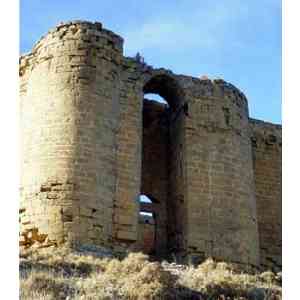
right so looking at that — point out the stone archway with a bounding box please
[139,73,187,260]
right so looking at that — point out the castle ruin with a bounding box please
[19,21,282,271]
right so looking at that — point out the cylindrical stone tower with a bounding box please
[19,21,123,249]
[184,78,260,268]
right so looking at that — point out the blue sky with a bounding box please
[20,0,281,123]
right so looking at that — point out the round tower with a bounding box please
[19,21,123,249]
[183,77,260,268]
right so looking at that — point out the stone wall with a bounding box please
[250,119,282,271]
[20,20,281,270]
[112,59,142,251]
[167,92,187,259]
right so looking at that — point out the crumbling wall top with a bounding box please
[20,19,249,112]
[20,20,124,76]
[250,118,282,149]
[122,56,249,110]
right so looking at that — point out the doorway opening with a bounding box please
[138,195,156,255]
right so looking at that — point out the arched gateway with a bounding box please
[140,73,187,259]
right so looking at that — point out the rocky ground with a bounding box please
[20,246,282,300]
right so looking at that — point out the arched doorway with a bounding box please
[140,74,186,260]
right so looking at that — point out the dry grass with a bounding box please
[179,258,281,300]
[20,248,281,300]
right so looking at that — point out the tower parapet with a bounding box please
[20,21,123,77]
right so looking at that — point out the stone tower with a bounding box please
[20,21,281,271]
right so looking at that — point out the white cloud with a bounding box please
[122,0,280,55]
[122,1,245,54]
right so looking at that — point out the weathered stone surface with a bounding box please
[250,119,282,272]
[19,20,281,271]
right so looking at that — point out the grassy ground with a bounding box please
[20,247,281,300]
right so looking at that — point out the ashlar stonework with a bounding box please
[19,20,282,271]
